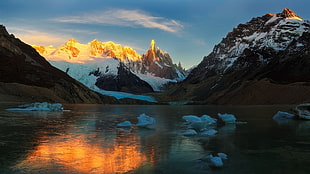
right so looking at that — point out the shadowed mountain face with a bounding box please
[167,8,310,104]
[0,25,119,104]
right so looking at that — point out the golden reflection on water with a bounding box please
[17,130,152,174]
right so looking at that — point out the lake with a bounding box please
[1,104,310,174]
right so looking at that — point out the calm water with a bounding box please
[1,104,310,174]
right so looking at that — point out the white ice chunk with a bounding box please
[181,129,198,136]
[217,153,228,160]
[200,129,218,136]
[200,115,217,125]
[218,113,236,124]
[6,102,63,112]
[273,111,295,120]
[182,115,201,122]
[183,115,217,132]
[137,113,156,127]
[116,121,132,127]
[206,155,224,167]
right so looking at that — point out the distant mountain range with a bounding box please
[1,8,309,105]
[0,25,119,104]
[32,39,187,93]
[166,8,310,104]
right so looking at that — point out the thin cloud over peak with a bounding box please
[52,9,183,33]
[8,28,69,46]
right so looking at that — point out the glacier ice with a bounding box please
[217,153,228,160]
[273,111,295,120]
[205,155,224,168]
[181,129,198,136]
[273,111,296,124]
[202,153,228,168]
[6,102,63,112]
[116,121,132,128]
[181,114,217,136]
[182,115,202,123]
[137,113,156,128]
[218,113,236,124]
[200,129,218,136]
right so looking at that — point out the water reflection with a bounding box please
[16,124,154,173]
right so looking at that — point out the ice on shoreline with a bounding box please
[5,102,63,112]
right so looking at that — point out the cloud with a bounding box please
[52,9,183,33]
[8,28,69,46]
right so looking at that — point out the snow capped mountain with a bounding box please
[168,8,310,104]
[33,39,186,93]
[0,25,118,104]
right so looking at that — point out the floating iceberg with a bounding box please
[273,111,295,120]
[203,153,228,168]
[200,129,218,136]
[205,155,224,167]
[116,121,132,127]
[6,102,63,112]
[182,114,217,131]
[137,113,156,128]
[182,115,202,123]
[217,153,228,160]
[273,111,296,124]
[181,129,198,136]
[294,103,310,120]
[218,113,236,124]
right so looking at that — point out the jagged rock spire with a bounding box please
[150,40,156,52]
[277,8,303,20]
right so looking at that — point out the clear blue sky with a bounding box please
[1,0,309,68]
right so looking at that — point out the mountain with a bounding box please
[0,25,120,104]
[166,8,310,104]
[33,39,186,93]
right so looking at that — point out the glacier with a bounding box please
[50,60,157,103]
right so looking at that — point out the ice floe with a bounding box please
[137,113,156,128]
[5,102,63,112]
[202,153,228,168]
[116,121,132,128]
[217,113,236,124]
[200,129,218,136]
[181,129,198,136]
[181,114,218,136]
[273,111,295,120]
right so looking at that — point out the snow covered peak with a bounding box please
[190,9,310,77]
[150,40,156,52]
[278,8,303,21]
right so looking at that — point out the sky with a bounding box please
[1,0,309,69]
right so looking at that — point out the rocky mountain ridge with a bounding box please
[33,39,186,80]
[166,8,310,104]
[33,39,186,94]
[0,25,121,104]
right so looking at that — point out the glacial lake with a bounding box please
[1,104,310,174]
